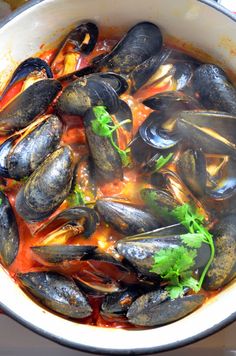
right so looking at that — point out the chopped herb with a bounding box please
[92,106,132,166]
[154,153,173,171]
[0,198,2,205]
[151,203,215,299]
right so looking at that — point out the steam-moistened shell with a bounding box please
[192,64,236,114]
[176,110,236,158]
[96,200,160,235]
[56,76,120,116]
[15,146,74,222]
[84,108,123,183]
[0,79,62,134]
[177,149,206,197]
[7,115,63,180]
[116,224,210,278]
[204,215,236,290]
[0,136,17,178]
[0,191,19,266]
[31,245,97,263]
[97,22,163,74]
[127,289,205,326]
[18,271,92,318]
[101,288,141,316]
[0,57,53,100]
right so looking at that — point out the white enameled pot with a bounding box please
[0,0,236,354]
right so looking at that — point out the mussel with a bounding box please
[0,115,63,180]
[0,57,53,100]
[116,224,210,278]
[51,22,99,76]
[84,108,123,183]
[97,22,163,74]
[31,245,97,263]
[204,215,236,290]
[56,74,120,117]
[176,110,236,158]
[0,191,19,266]
[35,206,99,243]
[96,200,160,235]
[0,79,62,134]
[101,288,141,316]
[18,271,92,318]
[192,64,236,114]
[15,146,74,222]
[127,289,205,326]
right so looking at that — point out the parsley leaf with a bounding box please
[92,106,131,167]
[180,233,204,248]
[67,184,86,207]
[154,153,173,171]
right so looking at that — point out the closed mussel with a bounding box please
[101,288,141,316]
[5,115,63,180]
[204,215,236,290]
[127,289,205,326]
[18,271,92,318]
[96,200,160,235]
[0,79,62,134]
[15,146,74,222]
[84,108,123,183]
[0,191,19,266]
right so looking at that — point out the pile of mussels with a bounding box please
[0,21,236,328]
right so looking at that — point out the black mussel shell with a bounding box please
[15,146,74,222]
[96,200,160,235]
[113,99,133,132]
[7,115,63,180]
[0,191,19,266]
[176,110,236,158]
[204,215,236,290]
[192,64,236,115]
[0,57,53,100]
[177,148,206,197]
[18,271,92,318]
[92,72,128,96]
[0,136,17,178]
[0,79,62,134]
[56,76,120,116]
[101,288,141,316]
[127,289,205,326]
[97,22,163,74]
[31,245,97,263]
[84,108,123,183]
[139,111,181,150]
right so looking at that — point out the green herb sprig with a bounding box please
[67,183,86,207]
[151,203,215,299]
[154,153,173,171]
[92,106,131,166]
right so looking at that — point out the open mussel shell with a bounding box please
[6,115,63,180]
[204,215,236,290]
[0,191,19,266]
[176,110,236,158]
[143,91,200,112]
[139,111,181,150]
[74,252,136,295]
[15,146,74,222]
[130,134,158,167]
[0,79,62,134]
[18,271,92,318]
[116,224,210,278]
[130,48,172,93]
[177,148,206,197]
[192,64,236,115]
[37,206,99,239]
[127,289,205,326]
[73,155,97,201]
[92,73,128,96]
[140,188,178,225]
[97,22,163,75]
[96,200,160,235]
[56,75,120,117]
[113,99,133,132]
[206,157,236,200]
[101,287,141,316]
[84,108,123,183]
[31,245,97,263]
[0,57,53,100]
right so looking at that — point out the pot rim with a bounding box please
[0,0,236,354]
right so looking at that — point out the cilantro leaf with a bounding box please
[181,276,200,292]
[166,285,185,299]
[180,233,204,248]
[154,153,173,171]
[67,184,86,207]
